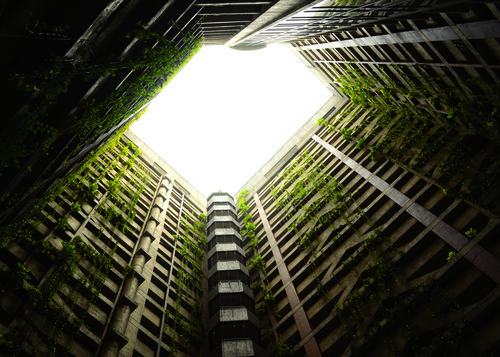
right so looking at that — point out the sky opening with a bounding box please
[130,44,332,197]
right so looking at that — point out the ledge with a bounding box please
[208,261,249,278]
[107,328,129,350]
[208,281,254,300]
[208,243,246,259]
[135,247,152,263]
[207,228,242,243]
[208,204,237,216]
[210,339,265,357]
[207,216,241,231]
[207,192,235,205]
[208,307,260,331]
[131,268,146,286]
[119,294,139,313]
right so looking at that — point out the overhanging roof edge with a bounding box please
[227,0,323,47]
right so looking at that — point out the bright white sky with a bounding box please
[130,44,331,197]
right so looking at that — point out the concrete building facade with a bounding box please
[0,0,319,231]
[0,131,209,357]
[235,111,500,356]
[230,3,500,352]
[1,96,500,357]
[207,193,262,356]
[1,0,500,356]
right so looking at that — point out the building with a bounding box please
[235,101,500,356]
[230,2,500,352]
[0,0,318,228]
[285,0,500,217]
[206,192,262,356]
[0,130,209,357]
[1,0,500,356]
[1,96,499,357]
[3,0,499,224]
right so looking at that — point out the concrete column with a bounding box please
[131,254,146,272]
[109,304,132,332]
[121,274,140,297]
[156,191,184,357]
[150,205,161,221]
[207,192,261,356]
[100,177,170,357]
[137,235,152,253]
[312,135,500,284]
[254,193,322,357]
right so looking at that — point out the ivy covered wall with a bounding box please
[237,116,500,356]
[0,0,204,233]
[0,130,208,357]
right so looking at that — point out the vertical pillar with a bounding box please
[312,134,500,284]
[100,178,170,357]
[156,192,184,357]
[206,192,262,356]
[254,193,322,357]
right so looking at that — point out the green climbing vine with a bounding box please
[1,25,202,216]
[91,140,150,240]
[237,189,258,254]
[164,211,206,356]
[0,117,138,250]
[271,150,354,299]
[237,190,284,355]
[0,123,150,356]
[0,235,116,356]
[319,63,500,213]
[269,146,462,355]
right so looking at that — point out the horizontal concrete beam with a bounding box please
[300,19,500,50]
[208,307,260,330]
[208,281,254,300]
[207,228,243,243]
[207,215,241,229]
[208,203,237,216]
[198,5,262,15]
[196,1,271,5]
[208,243,246,258]
[208,261,249,278]
[228,0,321,46]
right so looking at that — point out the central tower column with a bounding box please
[206,192,262,356]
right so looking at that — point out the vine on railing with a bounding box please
[0,236,116,356]
[92,141,150,240]
[164,212,206,356]
[0,124,149,355]
[269,145,461,355]
[0,118,137,249]
[237,190,285,354]
[271,151,353,298]
[1,25,202,180]
[320,64,500,213]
